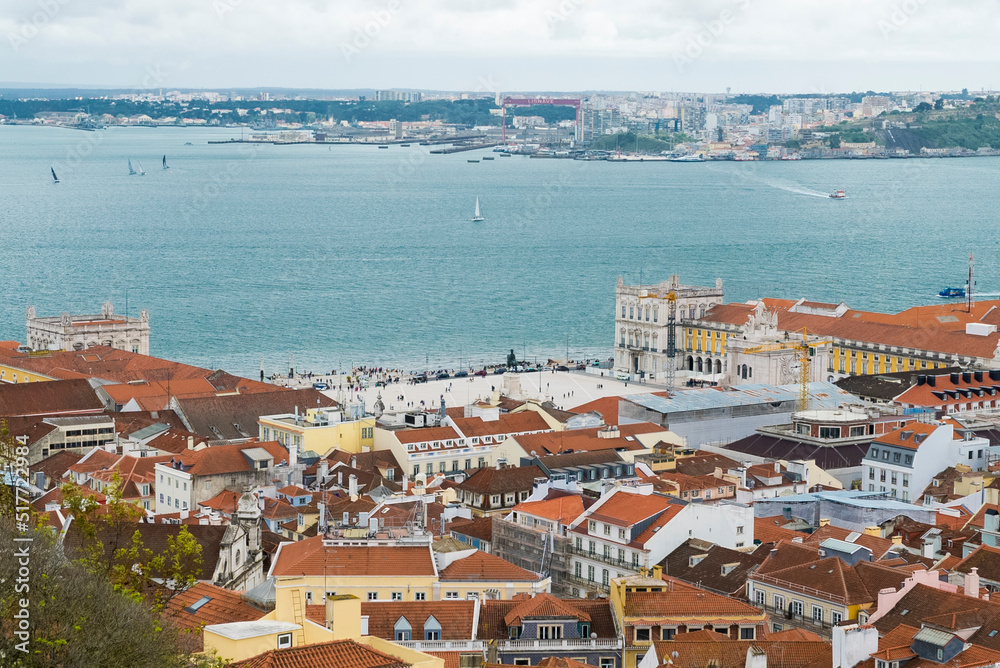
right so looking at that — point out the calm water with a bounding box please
[1,125,998,377]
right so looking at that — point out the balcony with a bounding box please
[759,603,841,634]
[569,546,642,571]
[396,640,487,652]
[501,638,623,651]
[751,576,846,605]
[562,572,609,592]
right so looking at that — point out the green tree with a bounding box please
[934,98,945,110]
[784,139,801,149]
[913,102,932,112]
[828,134,841,149]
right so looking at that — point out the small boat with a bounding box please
[137,162,145,176]
[939,287,966,298]
[400,143,410,147]
[162,155,169,170]
[498,152,511,157]
[128,158,137,176]
[670,154,705,162]
[51,167,59,184]
[472,197,484,222]
[378,145,389,149]
[467,159,479,163]
[482,156,494,160]
[829,189,846,199]
[184,142,193,146]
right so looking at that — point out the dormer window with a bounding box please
[509,626,521,639]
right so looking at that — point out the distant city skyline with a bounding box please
[3,0,998,92]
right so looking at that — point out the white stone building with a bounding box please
[862,420,994,503]
[613,275,723,380]
[27,302,149,354]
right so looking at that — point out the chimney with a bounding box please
[991,370,1000,382]
[891,535,903,545]
[963,372,972,384]
[187,436,194,450]
[773,461,780,473]
[928,376,936,387]
[349,474,358,500]
[975,371,984,382]
[324,594,362,640]
[917,375,926,386]
[819,518,831,527]
[951,373,960,385]
[351,455,357,469]
[864,526,880,537]
[833,624,879,668]
[651,565,663,580]
[966,567,981,597]
[318,459,329,482]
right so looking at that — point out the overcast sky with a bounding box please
[3,0,998,92]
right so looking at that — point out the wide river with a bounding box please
[1,125,997,377]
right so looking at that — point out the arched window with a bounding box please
[394,617,412,641]
[424,615,441,641]
[653,306,659,323]
[620,328,626,345]
[645,306,650,321]
[629,306,634,319]
[235,549,241,566]
[621,305,626,318]
[715,359,722,374]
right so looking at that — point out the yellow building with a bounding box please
[690,297,998,379]
[259,407,375,456]
[610,569,768,668]
[203,588,443,668]
[268,536,550,603]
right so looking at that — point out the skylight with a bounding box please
[184,596,212,613]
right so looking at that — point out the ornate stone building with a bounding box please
[26,302,149,355]
[613,275,723,379]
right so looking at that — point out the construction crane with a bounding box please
[743,328,832,411]
[638,290,678,390]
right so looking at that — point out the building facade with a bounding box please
[27,302,150,355]
[614,275,724,380]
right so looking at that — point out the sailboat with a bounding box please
[137,162,146,176]
[51,167,59,184]
[162,155,169,170]
[471,196,484,222]
[128,159,136,176]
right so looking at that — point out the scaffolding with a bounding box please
[492,517,573,596]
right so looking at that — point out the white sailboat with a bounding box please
[137,162,146,176]
[471,196,484,222]
[162,155,169,170]
[128,158,136,175]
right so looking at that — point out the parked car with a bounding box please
[575,363,587,370]
[454,370,469,378]
[474,369,487,377]
[436,372,450,379]
[312,382,329,390]
[414,375,428,383]
[555,365,569,372]
[493,366,507,374]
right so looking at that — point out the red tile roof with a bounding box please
[359,600,476,640]
[391,426,461,445]
[513,495,587,524]
[622,578,766,621]
[873,422,940,451]
[512,422,663,455]
[270,537,435,578]
[162,440,289,477]
[503,593,589,626]
[478,598,617,640]
[569,396,620,425]
[165,582,267,651]
[232,639,409,668]
[451,412,551,437]
[0,378,103,418]
[585,490,674,527]
[438,551,542,583]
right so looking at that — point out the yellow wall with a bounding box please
[0,363,53,384]
[273,573,438,602]
[204,627,303,663]
[360,636,445,668]
[259,416,376,455]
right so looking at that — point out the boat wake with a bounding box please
[711,166,828,198]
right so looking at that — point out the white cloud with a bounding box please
[2,0,998,90]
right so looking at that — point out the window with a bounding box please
[589,520,597,532]
[587,565,595,582]
[737,525,744,535]
[619,528,626,540]
[871,448,878,459]
[902,474,909,487]
[791,600,804,617]
[905,455,912,464]
[575,562,582,577]
[893,452,901,463]
[812,606,823,623]
[831,610,842,624]
[602,569,609,586]
[514,660,530,666]
[600,660,615,668]
[415,592,426,601]
[635,628,651,642]
[367,592,378,601]
[869,468,875,480]
[394,617,412,641]
[773,594,785,611]
[661,627,676,640]
[819,426,841,439]
[538,625,563,640]
[424,615,441,640]
[391,592,403,601]
[277,632,292,649]
[755,590,765,606]
[445,591,459,599]
[740,627,755,640]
